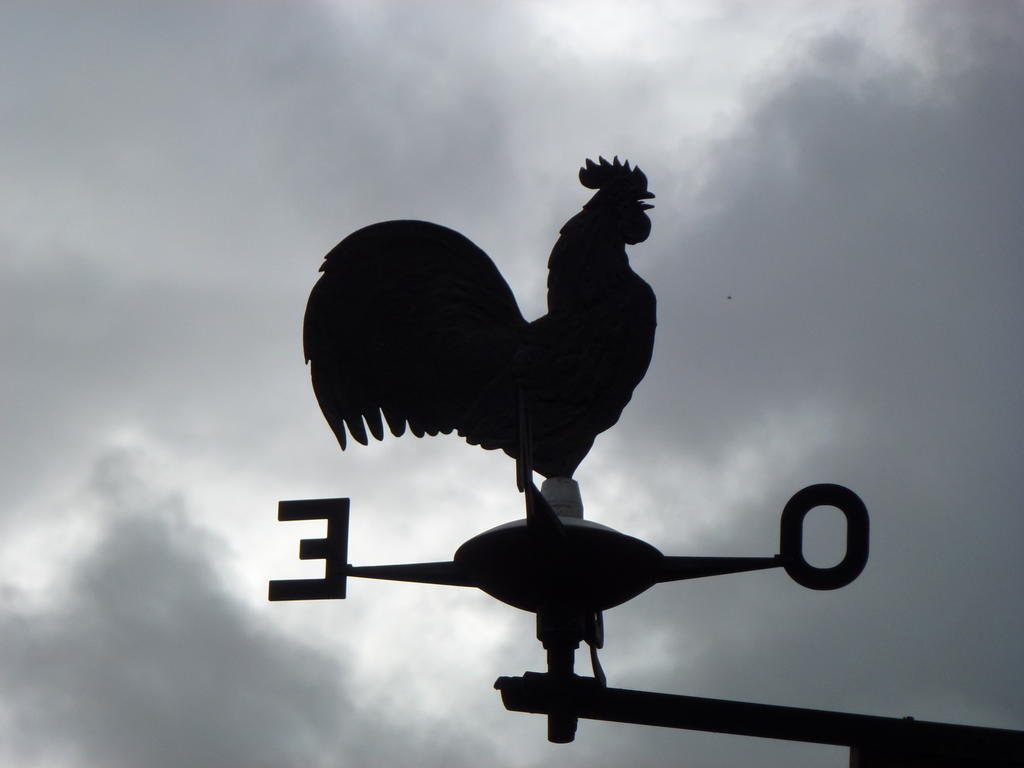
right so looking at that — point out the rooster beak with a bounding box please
[638,191,655,210]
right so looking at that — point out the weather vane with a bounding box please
[270,158,1023,766]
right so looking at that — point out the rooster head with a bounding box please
[579,156,655,244]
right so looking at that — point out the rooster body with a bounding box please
[303,157,656,478]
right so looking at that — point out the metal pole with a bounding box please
[495,673,1024,764]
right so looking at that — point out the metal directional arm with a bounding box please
[269,499,481,599]
[655,555,782,583]
[347,561,476,587]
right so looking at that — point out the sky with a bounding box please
[1,1,1022,766]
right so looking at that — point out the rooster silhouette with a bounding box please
[303,157,656,479]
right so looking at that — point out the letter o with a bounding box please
[780,484,869,590]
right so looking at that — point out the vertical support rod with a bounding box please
[537,607,584,743]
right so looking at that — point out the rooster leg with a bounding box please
[585,611,607,687]
[515,384,533,492]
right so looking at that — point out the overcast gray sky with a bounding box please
[2,2,1022,766]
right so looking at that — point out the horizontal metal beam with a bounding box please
[494,673,1024,764]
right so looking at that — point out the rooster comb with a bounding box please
[579,156,649,195]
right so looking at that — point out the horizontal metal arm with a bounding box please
[494,673,1024,762]
[347,561,477,587]
[654,555,783,583]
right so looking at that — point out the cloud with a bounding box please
[1,2,1021,767]
[600,0,1024,736]
[0,449,341,767]
[0,448,487,768]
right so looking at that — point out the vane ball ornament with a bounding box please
[303,157,656,479]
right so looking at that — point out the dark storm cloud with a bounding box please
[0,450,341,767]
[1,0,534,276]
[2,1,1022,767]
[0,448,485,768]
[596,0,1023,740]
[0,239,303,522]
[0,0,545,493]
